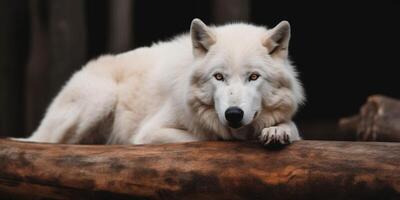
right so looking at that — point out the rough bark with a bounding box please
[339,95,400,142]
[0,139,399,200]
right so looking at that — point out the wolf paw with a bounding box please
[259,126,292,145]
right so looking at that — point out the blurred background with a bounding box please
[1,0,399,140]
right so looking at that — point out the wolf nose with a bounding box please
[225,107,244,124]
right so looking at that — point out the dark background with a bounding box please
[1,0,399,140]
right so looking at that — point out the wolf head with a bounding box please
[187,19,304,139]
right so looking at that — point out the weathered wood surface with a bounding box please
[339,95,400,142]
[0,139,399,200]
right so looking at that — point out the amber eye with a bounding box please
[249,73,260,81]
[214,73,224,81]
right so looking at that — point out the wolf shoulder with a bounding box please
[76,35,193,87]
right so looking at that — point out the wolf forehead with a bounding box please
[190,20,289,68]
[200,24,273,57]
[212,23,270,45]
[190,22,289,77]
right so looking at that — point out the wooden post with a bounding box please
[0,139,399,199]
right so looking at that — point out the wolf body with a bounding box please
[21,19,304,145]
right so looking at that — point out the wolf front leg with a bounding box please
[131,104,205,144]
[259,121,301,145]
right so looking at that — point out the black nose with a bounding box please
[225,107,244,125]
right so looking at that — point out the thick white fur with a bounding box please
[20,19,305,145]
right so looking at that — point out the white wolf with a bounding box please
[20,19,305,145]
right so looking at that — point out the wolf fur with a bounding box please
[20,19,305,145]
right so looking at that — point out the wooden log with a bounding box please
[0,139,399,199]
[339,95,400,142]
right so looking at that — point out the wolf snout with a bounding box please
[225,107,244,128]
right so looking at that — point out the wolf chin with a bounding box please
[18,19,305,145]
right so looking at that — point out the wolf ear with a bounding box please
[190,19,216,56]
[263,21,291,59]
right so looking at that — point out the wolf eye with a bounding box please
[214,73,224,81]
[249,73,260,81]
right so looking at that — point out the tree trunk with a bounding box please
[24,0,50,135]
[0,0,29,137]
[339,95,400,142]
[0,139,399,199]
[48,0,87,98]
[108,0,134,53]
[213,0,250,24]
